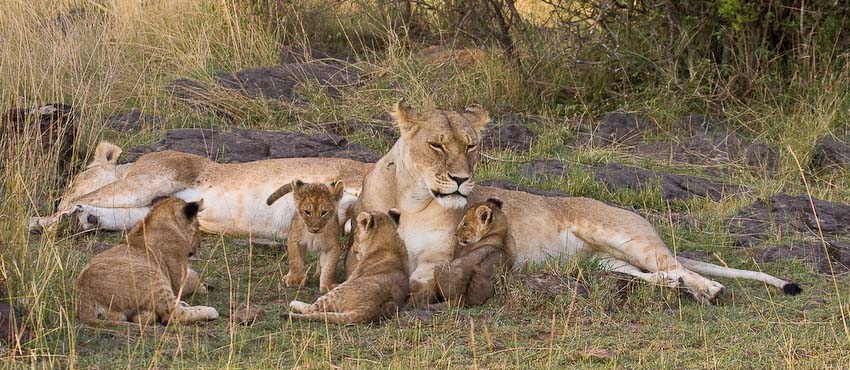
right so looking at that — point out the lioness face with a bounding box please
[58,142,124,211]
[392,101,489,209]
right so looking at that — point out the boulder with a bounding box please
[728,193,850,247]
[812,136,850,173]
[758,240,850,274]
[103,109,161,133]
[478,179,567,198]
[1,103,77,173]
[593,163,747,201]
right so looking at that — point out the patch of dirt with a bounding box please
[811,136,850,173]
[234,305,265,326]
[579,111,655,147]
[477,179,567,198]
[512,272,588,298]
[103,109,161,133]
[728,193,850,247]
[593,163,747,201]
[124,128,379,163]
[0,300,30,346]
[758,240,850,274]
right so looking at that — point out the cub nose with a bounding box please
[448,175,470,186]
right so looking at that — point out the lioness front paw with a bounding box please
[284,272,307,288]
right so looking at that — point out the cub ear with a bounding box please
[92,142,122,166]
[464,104,490,132]
[391,99,419,135]
[331,180,345,201]
[150,195,170,207]
[266,183,294,206]
[475,206,492,224]
[387,208,401,227]
[356,212,373,231]
[184,199,203,219]
[486,197,503,209]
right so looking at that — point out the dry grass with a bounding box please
[2,0,850,368]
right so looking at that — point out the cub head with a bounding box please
[351,209,404,259]
[267,179,344,234]
[130,197,204,258]
[57,142,124,211]
[392,100,489,209]
[456,197,504,246]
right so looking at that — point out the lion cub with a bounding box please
[76,197,219,327]
[288,209,409,324]
[435,198,515,306]
[267,179,345,293]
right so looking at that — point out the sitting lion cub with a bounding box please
[76,197,219,327]
[267,179,346,293]
[435,198,515,306]
[288,209,408,324]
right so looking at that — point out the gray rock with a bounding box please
[103,109,160,133]
[483,123,537,152]
[478,179,567,198]
[593,163,747,201]
[812,136,850,173]
[519,159,566,179]
[125,128,379,163]
[729,193,850,247]
[631,132,777,170]
[2,104,78,174]
[758,240,850,274]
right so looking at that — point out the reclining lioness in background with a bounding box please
[76,197,217,327]
[29,142,369,239]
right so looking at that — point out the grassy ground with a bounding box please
[2,0,850,368]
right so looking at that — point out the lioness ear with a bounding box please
[486,197,503,209]
[331,180,345,202]
[391,99,419,135]
[475,206,492,224]
[464,104,490,132]
[356,212,373,231]
[92,142,122,166]
[184,199,203,219]
[387,208,401,227]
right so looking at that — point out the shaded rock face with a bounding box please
[758,241,850,274]
[483,114,539,152]
[728,193,850,247]
[519,159,566,179]
[125,128,379,163]
[812,136,850,173]
[478,179,567,198]
[513,272,589,298]
[0,301,30,347]
[103,109,161,133]
[594,163,747,201]
[1,104,77,173]
[632,132,777,171]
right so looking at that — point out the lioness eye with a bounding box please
[428,142,444,152]
[321,210,329,217]
[467,144,477,152]
[304,210,312,217]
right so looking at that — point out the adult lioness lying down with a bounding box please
[32,103,800,304]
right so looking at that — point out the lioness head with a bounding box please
[392,100,489,209]
[129,196,204,258]
[57,142,124,211]
[267,179,344,234]
[456,197,504,246]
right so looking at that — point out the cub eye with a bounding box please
[467,144,478,152]
[428,142,444,152]
[320,210,329,217]
[303,210,312,217]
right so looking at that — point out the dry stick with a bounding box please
[787,146,850,344]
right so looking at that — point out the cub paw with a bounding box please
[289,300,310,313]
[199,306,220,321]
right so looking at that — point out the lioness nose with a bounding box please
[448,175,470,186]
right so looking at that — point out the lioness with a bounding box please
[435,197,514,306]
[29,142,370,238]
[76,197,219,327]
[267,179,346,292]
[288,210,409,324]
[355,101,801,304]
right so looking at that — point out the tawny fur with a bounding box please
[288,210,408,324]
[267,179,346,293]
[76,197,218,328]
[435,198,514,306]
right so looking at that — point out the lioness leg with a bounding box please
[409,263,441,306]
[284,240,308,288]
